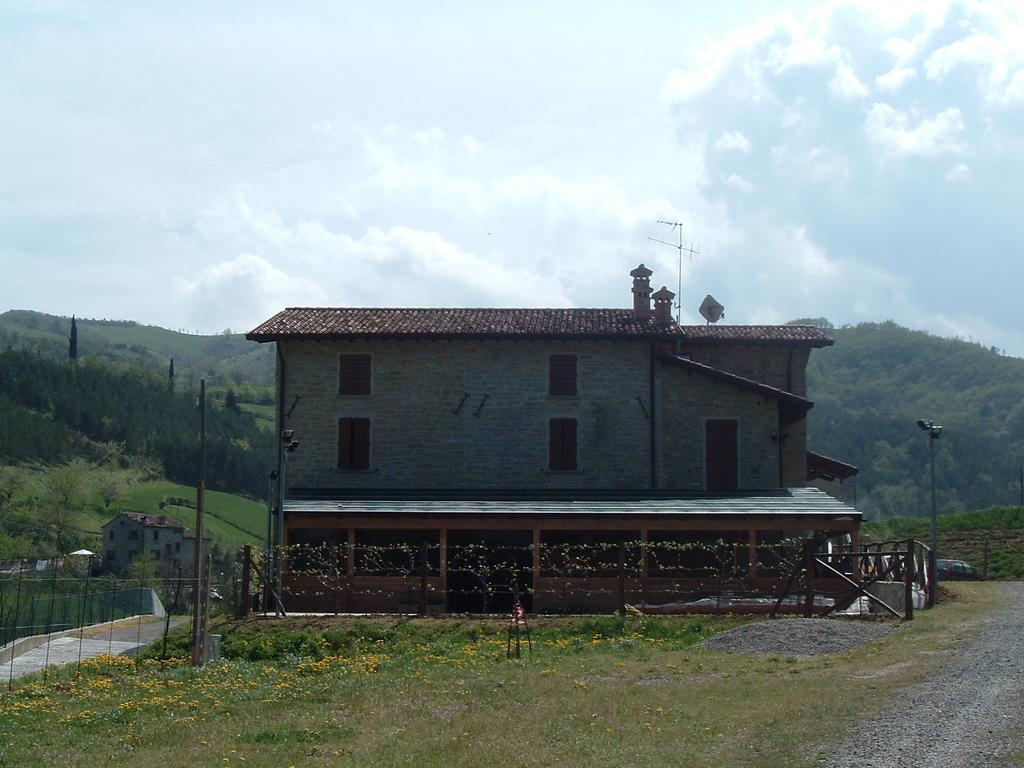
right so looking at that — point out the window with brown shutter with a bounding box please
[338,417,371,469]
[549,355,577,396]
[339,354,372,396]
[549,418,577,470]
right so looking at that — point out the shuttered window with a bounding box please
[339,355,372,396]
[549,355,577,396]
[549,418,578,470]
[338,417,371,469]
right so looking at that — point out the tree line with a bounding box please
[0,348,275,500]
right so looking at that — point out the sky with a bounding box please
[1,0,1022,354]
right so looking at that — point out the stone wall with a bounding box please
[656,362,782,490]
[678,344,810,395]
[280,339,655,490]
[279,338,809,492]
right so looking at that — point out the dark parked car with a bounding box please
[936,559,980,580]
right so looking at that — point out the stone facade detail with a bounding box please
[279,337,808,492]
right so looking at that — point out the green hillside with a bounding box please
[805,321,1024,519]
[0,347,275,500]
[89,480,265,553]
[863,505,1024,579]
[0,309,274,386]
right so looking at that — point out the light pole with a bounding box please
[274,430,299,614]
[916,419,943,557]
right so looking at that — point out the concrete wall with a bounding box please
[656,362,781,490]
[281,339,655,490]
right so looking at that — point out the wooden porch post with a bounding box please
[346,528,355,612]
[532,528,541,611]
[640,529,648,606]
[440,528,448,613]
[748,529,758,581]
[346,528,355,576]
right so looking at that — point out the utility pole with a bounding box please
[190,379,207,666]
[1019,464,1023,508]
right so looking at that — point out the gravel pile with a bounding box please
[703,617,899,657]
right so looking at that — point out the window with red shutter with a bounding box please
[549,418,577,470]
[339,354,372,396]
[549,355,577,396]
[338,417,371,469]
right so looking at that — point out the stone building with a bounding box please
[247,264,859,613]
[102,512,197,574]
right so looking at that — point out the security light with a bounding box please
[281,429,295,441]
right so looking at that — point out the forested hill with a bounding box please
[0,348,274,499]
[805,321,1024,519]
[0,310,273,386]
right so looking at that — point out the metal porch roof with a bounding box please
[283,487,859,518]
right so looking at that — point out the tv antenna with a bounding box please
[648,220,699,323]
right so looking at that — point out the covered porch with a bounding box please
[280,488,861,614]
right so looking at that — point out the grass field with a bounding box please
[83,479,265,552]
[0,584,997,768]
[864,505,1024,578]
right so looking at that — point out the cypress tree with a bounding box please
[168,357,175,389]
[68,316,78,361]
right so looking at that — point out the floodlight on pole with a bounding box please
[916,419,943,562]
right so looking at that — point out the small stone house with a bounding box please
[246,264,860,613]
[102,512,196,574]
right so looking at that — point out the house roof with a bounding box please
[655,353,813,411]
[283,487,859,518]
[246,308,833,346]
[105,511,189,531]
[807,451,860,482]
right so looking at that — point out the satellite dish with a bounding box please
[699,294,725,324]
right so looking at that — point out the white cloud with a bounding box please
[864,103,967,156]
[724,174,753,193]
[944,162,970,180]
[875,66,917,91]
[713,130,752,153]
[829,63,869,100]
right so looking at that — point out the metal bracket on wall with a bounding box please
[286,395,301,416]
[452,393,470,415]
[474,393,490,416]
[634,395,649,417]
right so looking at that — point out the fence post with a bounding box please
[904,538,915,620]
[419,541,428,615]
[617,543,626,616]
[237,546,252,619]
[802,542,815,618]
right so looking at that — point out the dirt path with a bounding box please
[823,582,1024,767]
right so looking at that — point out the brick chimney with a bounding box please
[652,285,676,325]
[630,264,653,320]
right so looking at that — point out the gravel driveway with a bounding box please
[823,582,1024,768]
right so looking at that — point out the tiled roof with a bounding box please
[678,325,834,345]
[246,308,832,346]
[807,451,860,482]
[109,511,188,530]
